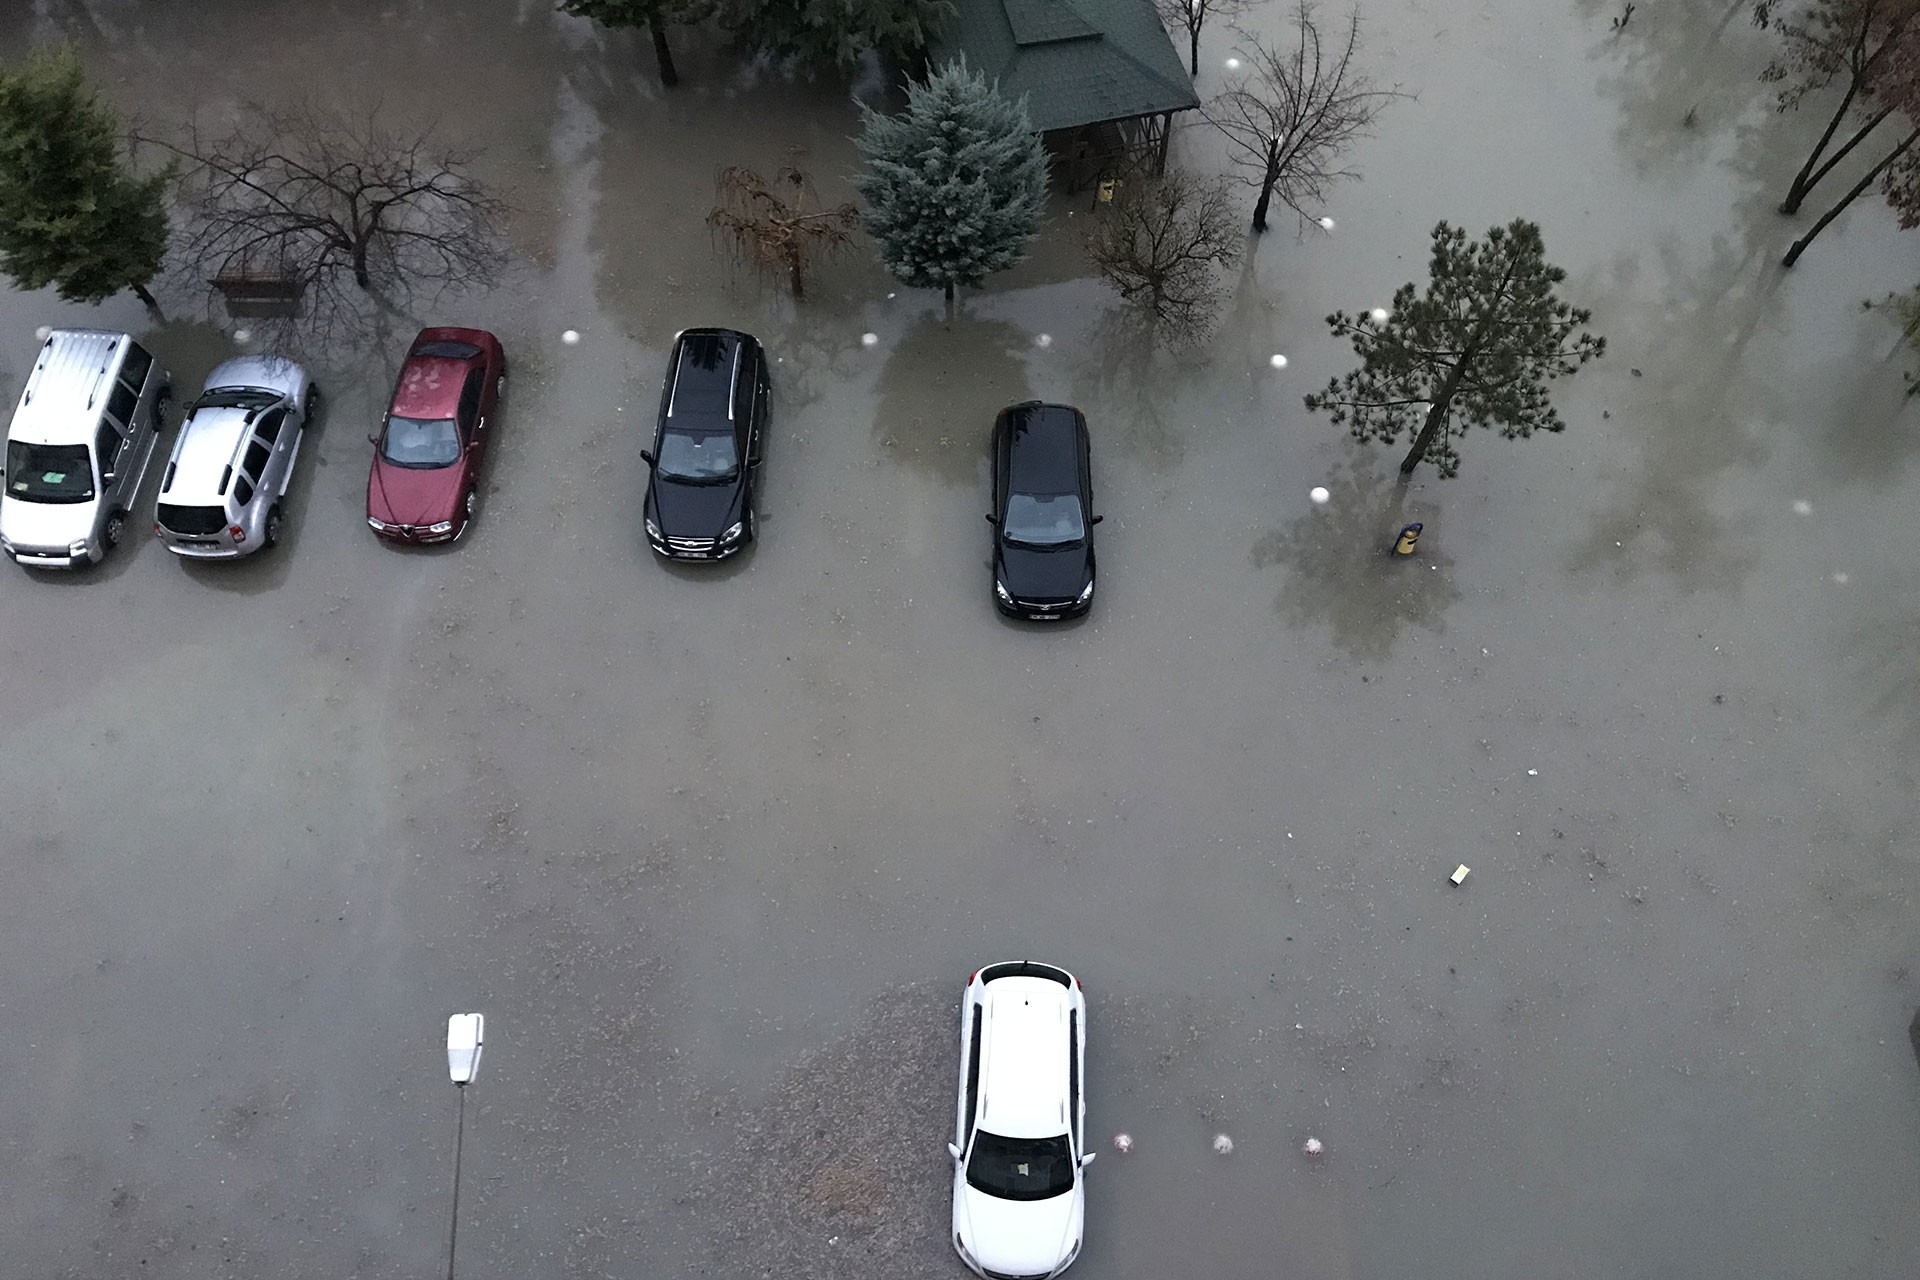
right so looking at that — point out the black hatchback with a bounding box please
[988,401,1100,620]
[641,328,768,560]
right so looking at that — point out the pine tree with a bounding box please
[1304,220,1604,479]
[0,45,169,314]
[854,60,1048,307]
[558,0,709,88]
[719,0,950,72]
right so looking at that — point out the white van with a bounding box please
[0,329,171,568]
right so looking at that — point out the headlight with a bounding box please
[995,579,1013,604]
[69,539,90,557]
[427,520,455,534]
[717,520,745,545]
[1077,579,1095,603]
[645,518,662,540]
[367,517,389,532]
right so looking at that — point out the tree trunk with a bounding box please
[352,233,372,290]
[1782,127,1920,268]
[788,251,805,299]
[1786,104,1893,214]
[1251,144,1279,233]
[1782,88,1888,214]
[649,12,680,88]
[1399,352,1476,478]
[1190,26,1201,77]
[131,280,163,319]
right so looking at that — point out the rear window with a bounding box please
[118,344,153,392]
[413,340,481,359]
[234,473,255,507]
[980,961,1071,987]
[158,503,225,535]
[668,334,736,421]
[105,380,139,428]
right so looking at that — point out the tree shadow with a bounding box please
[871,309,1033,485]
[1249,458,1460,662]
[1577,0,1777,177]
[1062,304,1195,472]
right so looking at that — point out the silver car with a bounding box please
[154,356,316,558]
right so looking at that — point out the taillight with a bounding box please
[1074,974,1083,989]
[967,969,980,985]
[229,524,246,544]
[152,523,163,538]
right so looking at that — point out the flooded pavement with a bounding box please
[2,1,1918,1276]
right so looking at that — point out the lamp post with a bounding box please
[445,1013,484,1280]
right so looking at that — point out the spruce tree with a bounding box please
[0,45,169,314]
[854,60,1047,306]
[1304,220,1604,479]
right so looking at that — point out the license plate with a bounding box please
[1031,612,1059,621]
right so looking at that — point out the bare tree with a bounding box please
[1156,0,1253,77]
[149,104,508,342]
[1083,168,1241,343]
[1206,2,1405,233]
[1757,0,1920,214]
[707,165,859,299]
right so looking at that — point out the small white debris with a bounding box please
[1792,499,1812,515]
[34,325,52,341]
[1450,864,1471,885]
[232,328,252,344]
[1526,768,1538,777]
[887,292,896,299]
[1035,333,1052,348]
[561,329,580,344]
[1318,216,1336,231]
[1225,57,1242,70]
[1213,1134,1234,1155]
[1269,353,1289,369]
[1832,571,1850,584]
[1309,486,1330,505]
[861,332,879,347]
[1112,1132,1134,1154]
[1303,1137,1324,1158]
[1369,307,1389,323]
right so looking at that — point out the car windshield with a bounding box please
[965,1131,1075,1201]
[193,387,279,412]
[5,440,93,504]
[1002,493,1085,547]
[656,429,739,482]
[382,416,462,469]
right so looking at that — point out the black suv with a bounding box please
[642,328,768,560]
[988,401,1100,620]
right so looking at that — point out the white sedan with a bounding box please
[949,961,1091,1279]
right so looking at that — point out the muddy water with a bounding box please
[2,1,1917,1277]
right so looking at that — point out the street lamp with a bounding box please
[445,1014,484,1280]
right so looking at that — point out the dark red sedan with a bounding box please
[366,327,505,543]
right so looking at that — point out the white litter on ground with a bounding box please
[861,332,878,347]
[1035,333,1052,348]
[1303,1137,1324,1158]
[1213,1134,1234,1155]
[561,329,580,344]
[1269,353,1288,369]
[232,328,252,344]
[34,325,52,341]
[1370,307,1390,323]
[1310,486,1330,504]
[1112,1133,1133,1154]
[1318,216,1336,230]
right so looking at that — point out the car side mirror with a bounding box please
[984,513,997,524]
[1080,1152,1096,1168]
[1091,514,1104,525]
[640,449,656,467]
[947,1142,963,1162]
[367,432,379,445]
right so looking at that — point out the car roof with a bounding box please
[666,329,750,426]
[978,977,1072,1139]
[164,408,252,500]
[1001,403,1083,493]
[392,354,471,419]
[8,329,131,446]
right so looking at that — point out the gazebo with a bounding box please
[926,0,1202,192]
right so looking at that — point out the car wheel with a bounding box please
[304,384,321,422]
[465,488,479,521]
[495,370,506,403]
[265,506,283,549]
[153,385,172,430]
[104,509,125,548]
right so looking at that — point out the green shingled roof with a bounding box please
[928,0,1202,134]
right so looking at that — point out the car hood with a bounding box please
[954,1181,1080,1277]
[1,494,95,549]
[647,473,742,539]
[997,543,1091,603]
[368,455,464,526]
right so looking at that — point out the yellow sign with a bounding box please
[1097,178,1118,203]
[1392,522,1422,556]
